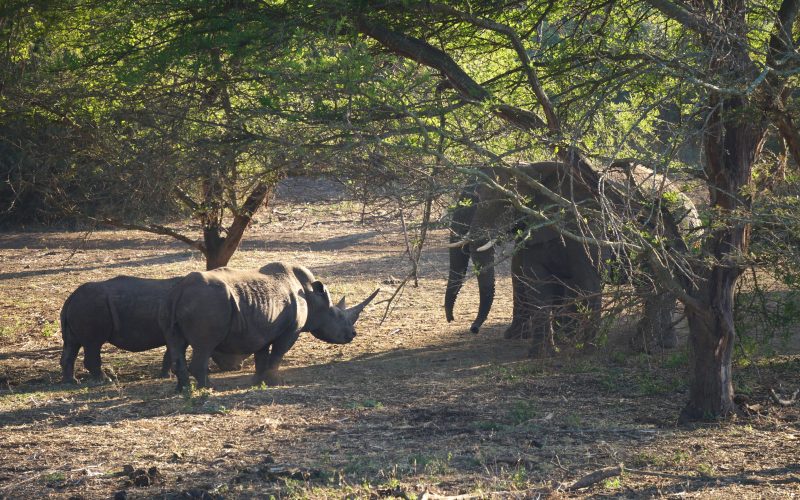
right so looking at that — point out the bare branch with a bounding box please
[424,2,561,133]
[643,0,711,36]
[97,217,206,254]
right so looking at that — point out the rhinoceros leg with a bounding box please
[168,337,190,392]
[188,346,213,388]
[60,340,81,384]
[82,342,109,382]
[254,330,300,386]
[253,347,274,386]
[158,349,172,378]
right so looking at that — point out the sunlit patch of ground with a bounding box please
[1,202,798,498]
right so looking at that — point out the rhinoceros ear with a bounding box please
[311,281,332,306]
[336,296,347,309]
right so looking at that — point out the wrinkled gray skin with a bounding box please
[60,276,246,384]
[445,160,699,354]
[161,262,380,391]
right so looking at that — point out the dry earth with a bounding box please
[0,192,799,499]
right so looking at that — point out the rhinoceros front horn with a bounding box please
[344,288,380,324]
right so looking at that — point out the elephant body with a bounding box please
[445,160,700,353]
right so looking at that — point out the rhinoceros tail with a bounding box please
[160,282,184,343]
[59,294,74,343]
[59,292,81,383]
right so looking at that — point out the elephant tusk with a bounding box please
[475,239,496,252]
[445,239,470,248]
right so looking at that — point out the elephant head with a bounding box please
[444,164,561,334]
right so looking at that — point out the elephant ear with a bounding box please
[311,281,333,307]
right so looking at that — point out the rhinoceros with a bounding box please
[160,262,380,391]
[59,276,247,384]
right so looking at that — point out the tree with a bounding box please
[329,0,800,420]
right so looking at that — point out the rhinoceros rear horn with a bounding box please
[344,288,380,324]
[336,296,347,309]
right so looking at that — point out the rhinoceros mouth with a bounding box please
[310,329,355,344]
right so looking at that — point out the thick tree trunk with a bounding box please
[682,273,738,422]
[682,92,766,421]
[202,182,272,270]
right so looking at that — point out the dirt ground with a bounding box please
[0,194,799,499]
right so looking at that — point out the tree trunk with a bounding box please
[202,182,272,270]
[682,274,738,421]
[682,92,766,421]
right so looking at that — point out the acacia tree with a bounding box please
[306,0,800,420]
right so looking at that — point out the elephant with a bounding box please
[444,159,701,354]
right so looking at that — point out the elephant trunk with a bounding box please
[470,244,496,334]
[445,245,470,322]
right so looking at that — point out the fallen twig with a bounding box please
[567,464,623,490]
[769,387,798,407]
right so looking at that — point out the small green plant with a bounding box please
[671,450,690,464]
[599,367,625,392]
[42,472,66,483]
[350,399,383,410]
[41,321,59,338]
[696,463,715,477]
[471,420,505,432]
[181,384,226,413]
[508,401,538,425]
[630,452,666,468]
[252,381,269,391]
[603,476,622,489]
[664,350,689,369]
[509,467,528,488]
[423,452,452,476]
[565,413,583,427]
[635,372,671,396]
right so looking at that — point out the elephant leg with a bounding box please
[635,288,678,351]
[515,258,560,356]
[526,280,560,357]
[445,245,471,323]
[60,340,81,384]
[444,194,476,324]
[158,348,172,378]
[504,252,530,339]
[561,245,603,345]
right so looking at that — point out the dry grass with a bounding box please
[0,198,798,499]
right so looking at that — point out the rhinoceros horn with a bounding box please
[344,289,380,324]
[336,296,347,309]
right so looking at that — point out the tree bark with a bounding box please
[682,89,766,420]
[203,182,272,270]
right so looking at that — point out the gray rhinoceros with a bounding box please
[160,262,379,391]
[59,276,247,384]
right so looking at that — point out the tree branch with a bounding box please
[423,2,561,133]
[643,0,711,36]
[97,217,206,254]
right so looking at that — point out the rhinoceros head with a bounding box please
[305,281,380,344]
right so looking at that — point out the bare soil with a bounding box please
[0,199,798,499]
